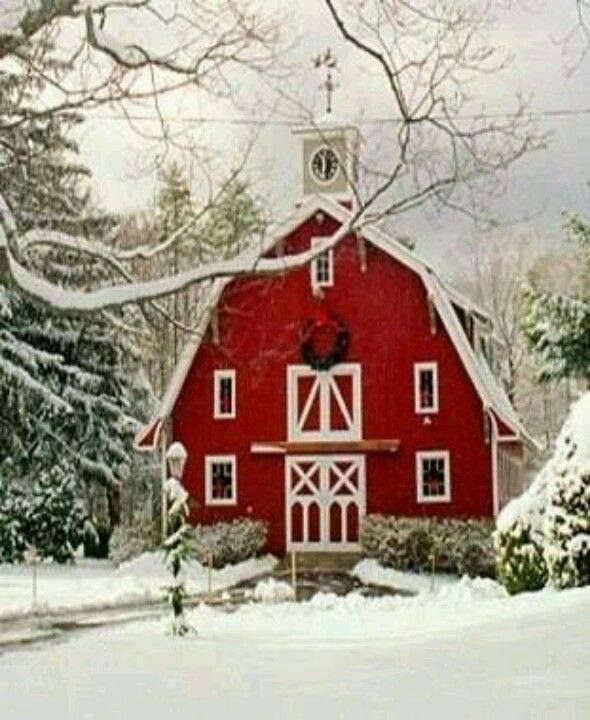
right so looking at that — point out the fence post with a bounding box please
[207,552,213,603]
[291,550,297,601]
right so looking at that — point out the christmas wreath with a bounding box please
[300,314,349,370]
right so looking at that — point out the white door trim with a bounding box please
[285,454,366,552]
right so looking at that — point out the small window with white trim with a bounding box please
[205,455,237,505]
[311,238,334,288]
[416,451,450,503]
[214,370,236,419]
[414,362,439,414]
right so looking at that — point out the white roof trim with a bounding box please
[137,194,536,450]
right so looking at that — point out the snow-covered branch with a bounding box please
[6,221,354,312]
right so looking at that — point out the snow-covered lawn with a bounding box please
[1,582,588,719]
[0,554,277,619]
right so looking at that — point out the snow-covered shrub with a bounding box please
[360,515,495,577]
[26,464,87,563]
[495,392,590,593]
[544,469,590,588]
[192,518,268,569]
[0,479,27,563]
[448,519,497,578]
[109,519,160,565]
[495,519,547,595]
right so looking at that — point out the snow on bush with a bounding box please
[0,479,27,563]
[496,392,590,592]
[0,463,87,563]
[544,468,590,588]
[253,578,294,603]
[192,518,267,569]
[360,515,495,578]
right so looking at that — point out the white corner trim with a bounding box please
[205,454,237,506]
[414,361,439,414]
[213,369,236,419]
[416,450,451,503]
[489,411,500,517]
[310,237,334,288]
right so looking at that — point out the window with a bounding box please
[205,455,237,505]
[416,451,451,503]
[414,362,439,414]
[311,238,334,288]
[214,370,236,419]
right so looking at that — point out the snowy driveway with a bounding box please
[1,584,588,719]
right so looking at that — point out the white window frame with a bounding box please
[205,455,237,506]
[310,237,334,289]
[416,450,451,503]
[213,369,236,419]
[414,362,439,414]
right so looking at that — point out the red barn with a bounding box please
[137,117,536,556]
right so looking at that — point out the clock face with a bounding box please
[310,146,340,184]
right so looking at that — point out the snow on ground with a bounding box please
[0,553,277,619]
[352,557,462,595]
[1,584,588,719]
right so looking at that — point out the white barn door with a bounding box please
[285,455,366,551]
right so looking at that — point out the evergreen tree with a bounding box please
[0,39,153,532]
[523,214,590,384]
[140,163,266,396]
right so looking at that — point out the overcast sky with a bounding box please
[78,1,589,271]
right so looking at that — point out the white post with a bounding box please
[160,427,168,540]
[291,550,297,600]
[207,552,213,602]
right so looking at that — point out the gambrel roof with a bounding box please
[136,195,537,451]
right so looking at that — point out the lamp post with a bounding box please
[163,441,188,537]
[162,440,193,636]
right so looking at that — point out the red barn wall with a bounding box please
[172,213,494,555]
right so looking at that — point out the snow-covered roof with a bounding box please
[136,194,536,450]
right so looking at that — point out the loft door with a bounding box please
[287,363,362,442]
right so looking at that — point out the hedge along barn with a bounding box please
[136,114,539,557]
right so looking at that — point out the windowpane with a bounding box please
[421,457,446,498]
[219,377,233,414]
[214,371,235,418]
[211,462,234,500]
[419,369,434,409]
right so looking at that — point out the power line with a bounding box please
[84,107,590,126]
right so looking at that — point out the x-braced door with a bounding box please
[285,455,366,551]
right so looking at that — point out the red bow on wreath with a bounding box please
[300,313,349,370]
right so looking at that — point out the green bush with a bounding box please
[360,515,496,578]
[0,479,27,563]
[544,468,590,589]
[0,464,87,563]
[27,465,87,563]
[494,519,547,595]
[192,518,268,569]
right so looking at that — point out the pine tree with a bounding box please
[0,39,153,533]
[523,214,590,383]
[140,164,266,396]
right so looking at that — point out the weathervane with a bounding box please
[313,48,339,114]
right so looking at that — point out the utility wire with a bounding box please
[84,107,590,126]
